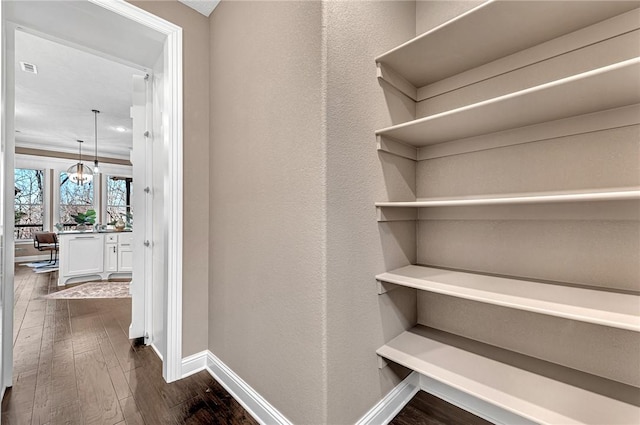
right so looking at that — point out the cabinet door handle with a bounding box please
[120,243,131,247]
[113,246,117,253]
[76,236,96,239]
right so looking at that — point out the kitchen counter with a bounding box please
[57,229,132,235]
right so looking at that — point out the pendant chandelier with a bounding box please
[67,139,93,185]
[92,109,101,174]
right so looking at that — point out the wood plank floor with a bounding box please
[390,391,492,425]
[3,265,258,425]
[5,264,491,425]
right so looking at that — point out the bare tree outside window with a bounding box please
[60,172,93,228]
[107,176,132,226]
[15,168,44,239]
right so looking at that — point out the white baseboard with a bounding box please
[180,350,292,425]
[355,368,534,425]
[181,350,208,378]
[355,371,420,425]
[15,254,50,263]
[150,343,164,362]
[180,352,527,425]
[205,351,292,425]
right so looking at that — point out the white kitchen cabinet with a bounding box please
[58,231,134,286]
[60,233,104,279]
[117,233,134,272]
[104,234,118,273]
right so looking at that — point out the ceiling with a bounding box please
[178,0,221,17]
[15,30,146,160]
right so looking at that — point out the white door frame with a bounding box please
[88,0,184,383]
[1,0,184,385]
[1,6,16,394]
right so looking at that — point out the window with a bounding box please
[60,172,94,228]
[106,176,132,225]
[14,168,45,239]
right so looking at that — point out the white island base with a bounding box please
[57,231,133,286]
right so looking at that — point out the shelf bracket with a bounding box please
[376,207,418,222]
[377,355,389,369]
[377,135,418,161]
[376,63,417,101]
[377,280,401,295]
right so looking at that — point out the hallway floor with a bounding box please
[3,264,488,425]
[2,265,257,425]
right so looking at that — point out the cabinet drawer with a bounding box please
[105,234,118,243]
[118,233,134,247]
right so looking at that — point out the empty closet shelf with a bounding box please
[377,326,640,425]
[374,1,638,89]
[376,265,640,332]
[375,59,640,147]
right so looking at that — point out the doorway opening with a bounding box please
[1,0,184,394]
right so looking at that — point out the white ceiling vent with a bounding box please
[20,61,38,74]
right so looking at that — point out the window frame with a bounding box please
[58,170,97,229]
[104,174,133,225]
[13,167,48,241]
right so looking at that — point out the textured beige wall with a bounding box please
[208,2,326,423]
[208,1,418,422]
[128,0,210,358]
[417,126,640,198]
[324,2,418,423]
[416,0,484,35]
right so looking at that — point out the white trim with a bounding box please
[164,21,184,384]
[150,342,164,362]
[14,255,50,263]
[352,368,533,425]
[16,140,131,161]
[2,20,17,391]
[87,0,182,34]
[181,350,208,378]
[205,351,293,425]
[87,0,183,383]
[355,371,420,425]
[419,375,535,425]
[16,153,132,177]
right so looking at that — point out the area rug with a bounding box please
[21,261,59,274]
[44,281,131,299]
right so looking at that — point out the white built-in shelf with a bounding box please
[375,59,640,147]
[375,0,639,89]
[375,188,640,209]
[378,326,640,425]
[377,265,640,332]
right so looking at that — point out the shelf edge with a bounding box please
[375,189,640,208]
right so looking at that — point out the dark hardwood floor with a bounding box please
[4,264,491,425]
[3,265,258,425]
[390,391,492,425]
